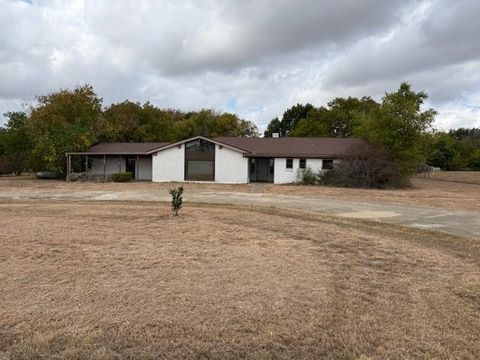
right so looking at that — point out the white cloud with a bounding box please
[436,103,480,130]
[0,0,479,132]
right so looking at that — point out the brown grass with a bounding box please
[1,200,479,359]
[1,174,480,211]
[415,170,480,184]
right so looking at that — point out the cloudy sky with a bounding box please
[1,0,479,131]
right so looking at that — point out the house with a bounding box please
[66,136,364,184]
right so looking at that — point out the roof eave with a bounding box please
[244,153,346,159]
[65,152,150,156]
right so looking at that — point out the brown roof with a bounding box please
[69,136,366,158]
[68,142,168,155]
[214,137,366,158]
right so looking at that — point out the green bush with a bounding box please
[296,166,317,185]
[111,172,133,182]
[169,186,184,216]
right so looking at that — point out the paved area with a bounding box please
[1,189,479,239]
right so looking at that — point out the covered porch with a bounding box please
[66,142,166,181]
[65,153,153,181]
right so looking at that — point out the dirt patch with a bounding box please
[1,200,479,359]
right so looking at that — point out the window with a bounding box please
[322,159,334,170]
[185,139,215,153]
[286,158,293,169]
[187,160,213,175]
[299,159,306,169]
[185,139,215,181]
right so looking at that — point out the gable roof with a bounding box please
[214,137,366,158]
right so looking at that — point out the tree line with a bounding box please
[0,85,258,175]
[265,83,480,173]
[0,82,478,180]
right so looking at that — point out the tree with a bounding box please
[468,149,480,170]
[101,101,146,142]
[427,132,457,170]
[27,85,102,175]
[264,103,314,137]
[325,96,379,137]
[280,97,379,138]
[0,111,32,174]
[264,117,282,137]
[289,107,330,137]
[354,83,436,175]
[173,109,258,139]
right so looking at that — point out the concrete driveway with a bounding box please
[1,189,479,239]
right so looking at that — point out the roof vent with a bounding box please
[272,133,279,138]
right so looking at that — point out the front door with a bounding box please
[250,158,274,182]
[126,157,136,179]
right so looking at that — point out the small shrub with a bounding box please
[169,186,184,216]
[111,172,133,182]
[296,166,316,185]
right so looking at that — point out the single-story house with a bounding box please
[66,135,364,184]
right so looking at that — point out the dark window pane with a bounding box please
[185,139,215,152]
[322,159,334,170]
[188,160,213,175]
[299,159,306,169]
[286,159,293,169]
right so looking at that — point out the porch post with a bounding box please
[85,155,89,173]
[67,154,71,176]
[103,155,106,180]
[136,155,139,179]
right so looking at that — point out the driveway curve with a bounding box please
[1,188,479,239]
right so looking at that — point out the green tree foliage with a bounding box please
[169,186,184,216]
[265,84,440,176]
[427,128,480,170]
[264,103,314,137]
[290,97,379,137]
[0,111,32,174]
[101,105,258,142]
[354,83,437,175]
[27,85,103,174]
[0,85,258,176]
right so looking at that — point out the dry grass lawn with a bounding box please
[1,173,480,211]
[415,170,480,184]
[1,200,479,359]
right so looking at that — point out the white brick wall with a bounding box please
[273,158,325,184]
[152,145,185,182]
[215,145,248,183]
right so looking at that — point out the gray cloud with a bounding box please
[0,0,479,130]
